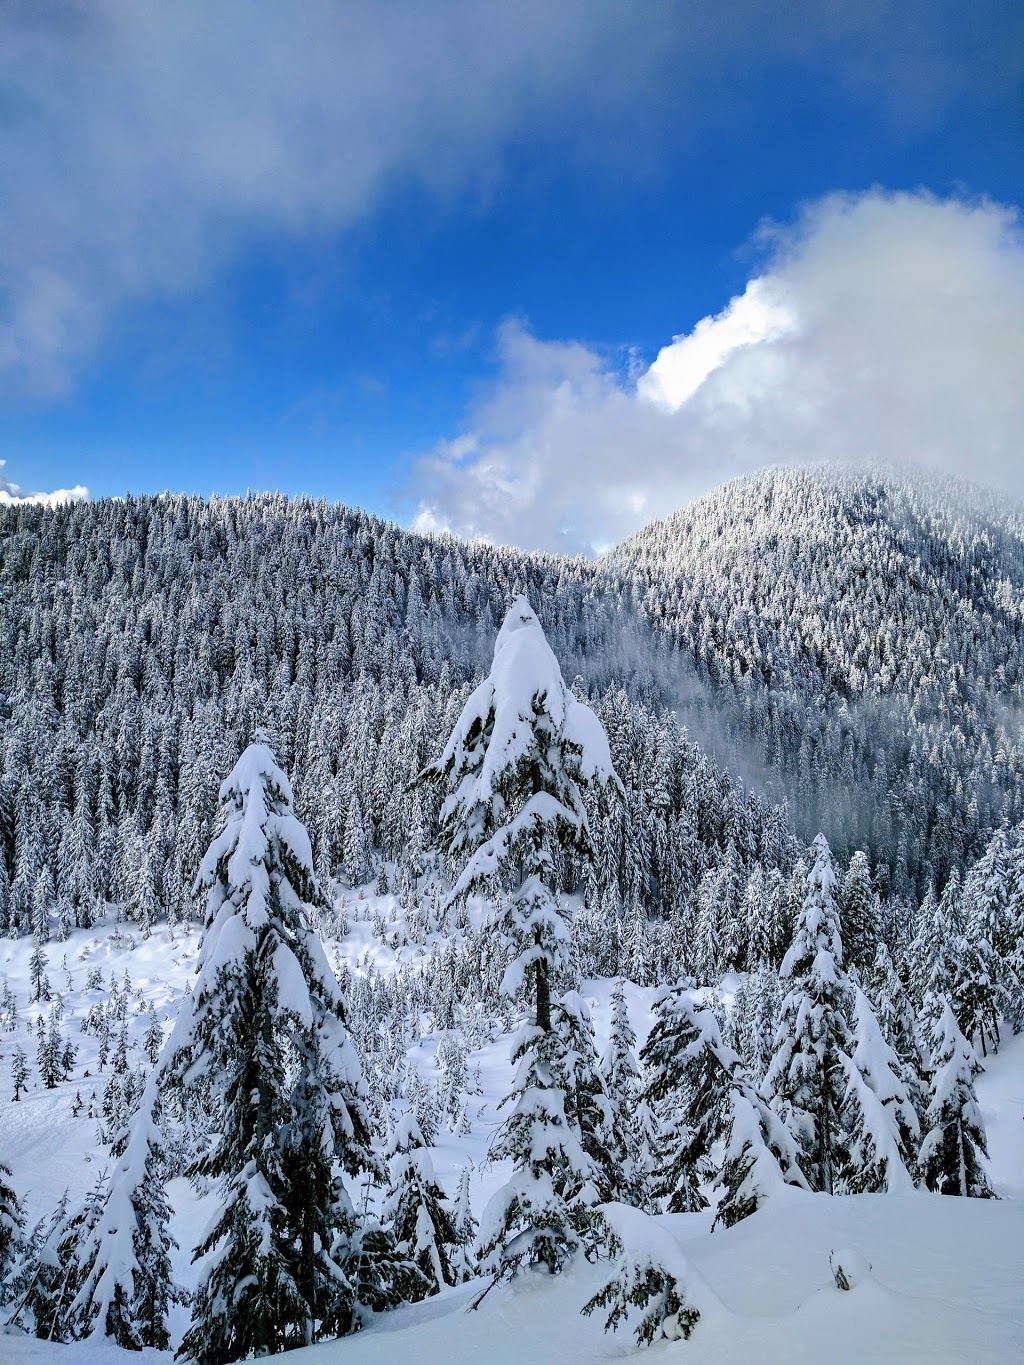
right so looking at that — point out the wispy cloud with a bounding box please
[408,191,1024,553]
[0,2,1016,396]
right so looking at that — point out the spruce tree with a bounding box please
[11,1044,28,1101]
[451,1167,479,1282]
[551,991,618,1206]
[67,1129,179,1349]
[917,1002,994,1199]
[713,1086,808,1229]
[0,1160,25,1287]
[582,1205,702,1348]
[641,985,735,1213]
[840,989,919,1193]
[382,1112,458,1295]
[764,833,854,1194]
[420,596,620,1034]
[475,1021,597,1283]
[600,978,649,1208]
[177,737,378,1360]
[838,850,879,975]
[424,598,619,1283]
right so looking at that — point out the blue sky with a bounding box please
[2,2,1022,551]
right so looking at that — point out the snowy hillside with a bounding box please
[2,486,1023,1363]
[2,903,1023,1362]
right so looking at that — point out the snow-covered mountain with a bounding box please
[1,467,1023,1363]
[611,466,1024,891]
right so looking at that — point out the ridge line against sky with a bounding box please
[1,1,1022,552]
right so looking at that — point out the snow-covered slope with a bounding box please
[2,902,1023,1363]
[291,1194,1024,1365]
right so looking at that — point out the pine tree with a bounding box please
[424,598,619,1283]
[641,984,736,1213]
[11,1045,28,1101]
[838,850,878,975]
[143,1005,163,1065]
[475,1022,596,1283]
[29,942,50,1003]
[732,960,782,1085]
[451,1167,478,1282]
[24,1177,107,1341]
[713,1087,809,1229]
[917,1002,994,1199]
[37,1008,65,1089]
[582,1205,701,1348]
[0,1160,25,1286]
[551,991,618,1205]
[66,1129,179,1349]
[840,989,919,1193]
[177,738,379,1360]
[865,943,921,1071]
[764,833,854,1194]
[382,1113,458,1295]
[600,978,648,1208]
[420,596,620,1034]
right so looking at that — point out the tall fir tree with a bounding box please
[713,1086,809,1229]
[600,978,650,1209]
[177,737,380,1361]
[917,1002,994,1199]
[839,989,919,1193]
[423,598,619,1283]
[641,985,735,1213]
[420,596,620,1034]
[764,833,854,1195]
[382,1112,458,1296]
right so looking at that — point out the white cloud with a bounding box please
[408,191,1024,554]
[0,461,89,507]
[638,279,796,410]
[0,2,1016,396]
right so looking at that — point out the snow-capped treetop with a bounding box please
[780,832,845,981]
[195,740,317,970]
[423,596,620,893]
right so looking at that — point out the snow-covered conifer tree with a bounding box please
[764,833,853,1195]
[641,985,735,1212]
[420,596,619,1033]
[424,598,619,1283]
[713,1087,808,1229]
[11,1044,28,1102]
[0,1161,25,1288]
[177,737,378,1360]
[838,850,878,974]
[552,990,618,1205]
[66,1130,178,1349]
[475,1021,597,1283]
[582,1204,702,1348]
[733,961,782,1085]
[451,1167,478,1282]
[58,738,380,1359]
[839,989,919,1193]
[382,1112,459,1295]
[600,978,649,1208]
[917,1002,993,1199]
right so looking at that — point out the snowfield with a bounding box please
[289,1193,1024,1364]
[2,902,1023,1362]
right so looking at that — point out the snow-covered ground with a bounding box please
[2,899,1023,1362]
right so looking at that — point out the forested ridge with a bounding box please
[2,465,1022,948]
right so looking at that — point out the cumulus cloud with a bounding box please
[0,1,1017,396]
[408,191,1024,554]
[0,462,89,507]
